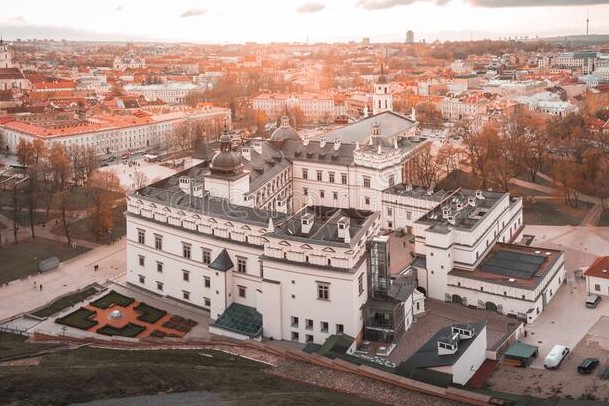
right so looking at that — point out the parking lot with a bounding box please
[487,316,609,401]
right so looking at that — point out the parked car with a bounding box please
[544,345,570,369]
[586,294,602,309]
[578,358,600,374]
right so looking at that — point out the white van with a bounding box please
[544,345,570,369]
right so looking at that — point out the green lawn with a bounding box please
[598,212,609,227]
[0,346,385,406]
[523,200,592,226]
[32,286,101,318]
[56,307,98,330]
[0,332,61,362]
[90,290,135,309]
[0,237,90,284]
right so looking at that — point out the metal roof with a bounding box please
[504,341,538,360]
[211,303,262,338]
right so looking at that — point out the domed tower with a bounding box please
[206,132,250,206]
[210,132,244,176]
[270,116,301,143]
[372,64,392,115]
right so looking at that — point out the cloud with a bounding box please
[468,0,609,6]
[357,0,417,10]
[357,0,609,9]
[180,8,207,18]
[115,5,123,12]
[297,2,325,13]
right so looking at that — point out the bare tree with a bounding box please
[87,170,124,242]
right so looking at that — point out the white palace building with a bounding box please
[126,79,565,345]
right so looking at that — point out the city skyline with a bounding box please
[0,0,608,44]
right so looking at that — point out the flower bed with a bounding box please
[96,322,146,338]
[56,307,98,330]
[90,290,135,309]
[134,302,167,324]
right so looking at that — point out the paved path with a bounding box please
[0,239,127,321]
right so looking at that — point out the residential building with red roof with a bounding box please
[585,257,609,296]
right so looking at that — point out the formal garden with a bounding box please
[55,290,197,339]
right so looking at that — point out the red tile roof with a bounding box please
[585,257,609,279]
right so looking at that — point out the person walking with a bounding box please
[39,284,42,291]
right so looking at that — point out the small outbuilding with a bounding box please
[503,341,538,367]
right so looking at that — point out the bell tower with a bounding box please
[0,39,14,68]
[372,63,392,115]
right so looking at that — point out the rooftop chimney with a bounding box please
[252,138,263,155]
[301,212,314,234]
[241,146,251,161]
[320,137,326,148]
[334,139,341,150]
[337,216,351,241]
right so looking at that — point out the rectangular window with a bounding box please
[406,211,412,220]
[336,324,344,334]
[358,273,364,295]
[363,176,371,188]
[291,316,299,327]
[291,331,299,341]
[156,281,163,291]
[365,197,370,205]
[137,229,145,244]
[183,243,191,259]
[138,255,145,266]
[317,283,330,300]
[341,173,347,185]
[302,168,308,179]
[204,297,211,307]
[388,175,395,187]
[138,274,145,284]
[303,187,308,196]
[320,321,329,333]
[333,192,338,200]
[329,172,335,183]
[204,276,211,288]
[238,285,246,298]
[156,262,163,273]
[305,319,313,330]
[182,270,190,282]
[387,207,393,216]
[595,284,601,292]
[306,334,314,343]
[154,234,163,250]
[237,257,247,273]
[202,249,211,264]
[316,170,322,181]
[320,190,325,198]
[182,290,190,301]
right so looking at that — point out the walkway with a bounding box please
[0,239,127,321]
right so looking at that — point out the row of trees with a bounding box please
[405,109,609,216]
[12,140,123,245]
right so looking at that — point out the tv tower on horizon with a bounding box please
[586,11,589,36]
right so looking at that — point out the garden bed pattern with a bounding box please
[56,290,197,339]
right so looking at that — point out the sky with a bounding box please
[0,0,608,44]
